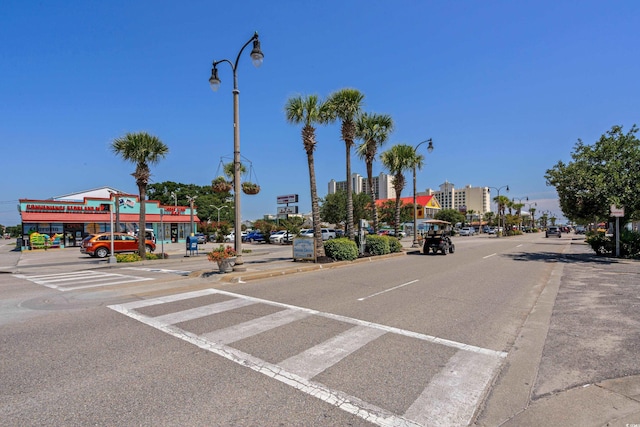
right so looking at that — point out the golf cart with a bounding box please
[422,219,455,255]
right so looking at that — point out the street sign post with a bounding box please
[610,205,624,257]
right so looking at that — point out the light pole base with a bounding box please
[232,254,246,272]
[108,255,117,264]
[411,240,421,248]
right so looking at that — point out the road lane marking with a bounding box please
[405,350,502,426]
[483,253,497,259]
[109,288,507,427]
[357,279,419,301]
[279,325,387,380]
[153,298,257,325]
[13,271,152,291]
[121,267,191,276]
[202,308,310,344]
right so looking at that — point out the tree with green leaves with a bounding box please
[355,112,394,233]
[380,144,417,238]
[111,132,168,258]
[545,124,640,224]
[326,88,365,240]
[435,208,465,225]
[285,94,332,259]
[319,190,372,226]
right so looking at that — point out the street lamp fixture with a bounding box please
[488,185,509,237]
[209,32,263,269]
[210,204,228,223]
[412,138,434,247]
[170,191,177,206]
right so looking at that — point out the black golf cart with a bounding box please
[422,219,456,255]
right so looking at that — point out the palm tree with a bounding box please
[380,144,417,237]
[494,195,510,234]
[356,112,394,233]
[111,132,169,258]
[285,95,331,259]
[326,88,365,240]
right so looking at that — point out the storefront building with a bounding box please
[18,187,199,250]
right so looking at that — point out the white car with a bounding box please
[320,228,336,240]
[269,230,294,244]
[459,227,476,236]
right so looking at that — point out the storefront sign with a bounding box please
[25,204,108,213]
[277,194,298,204]
[164,206,187,215]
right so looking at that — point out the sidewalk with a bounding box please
[476,239,640,427]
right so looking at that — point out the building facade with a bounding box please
[425,181,491,214]
[328,172,396,200]
[18,187,198,249]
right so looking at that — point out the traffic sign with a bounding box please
[610,205,624,217]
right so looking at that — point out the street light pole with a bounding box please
[170,191,177,207]
[186,195,197,236]
[209,32,263,269]
[412,139,434,247]
[108,197,117,264]
[512,196,528,230]
[488,185,509,237]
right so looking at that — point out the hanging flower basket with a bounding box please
[242,182,260,195]
[212,176,233,193]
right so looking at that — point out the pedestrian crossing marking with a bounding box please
[13,270,152,291]
[109,288,507,427]
[121,267,191,276]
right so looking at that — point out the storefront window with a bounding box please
[178,224,186,240]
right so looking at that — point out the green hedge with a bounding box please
[365,235,390,255]
[324,238,358,261]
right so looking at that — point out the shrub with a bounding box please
[387,236,403,253]
[146,252,169,260]
[586,233,613,256]
[366,235,390,255]
[324,238,358,261]
[116,253,142,262]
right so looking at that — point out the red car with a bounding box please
[80,232,156,258]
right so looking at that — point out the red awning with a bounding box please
[375,195,435,207]
[21,212,198,223]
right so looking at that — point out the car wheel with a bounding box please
[95,247,109,258]
[449,245,455,253]
[145,245,153,253]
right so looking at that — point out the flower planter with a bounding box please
[216,257,236,273]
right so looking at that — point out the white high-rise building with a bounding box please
[328,172,395,200]
[425,181,491,214]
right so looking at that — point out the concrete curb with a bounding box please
[192,251,407,283]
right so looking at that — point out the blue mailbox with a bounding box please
[186,235,198,256]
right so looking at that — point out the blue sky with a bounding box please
[1,0,639,226]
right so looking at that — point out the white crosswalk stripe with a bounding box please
[109,289,507,427]
[14,270,153,291]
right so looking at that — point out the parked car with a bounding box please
[80,232,156,258]
[195,233,207,244]
[459,227,476,236]
[575,226,586,234]
[269,230,294,244]
[545,226,562,238]
[243,230,266,243]
[321,228,336,240]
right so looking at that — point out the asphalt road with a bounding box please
[1,233,638,426]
